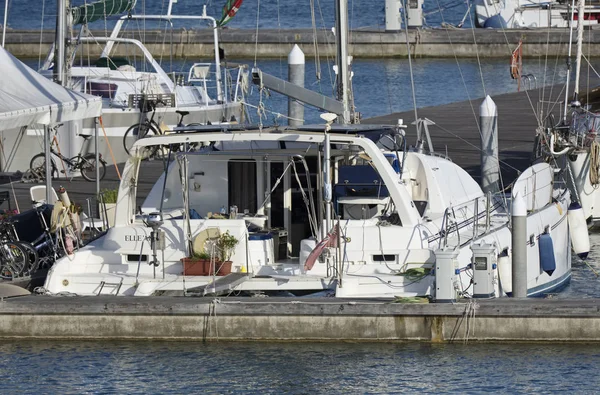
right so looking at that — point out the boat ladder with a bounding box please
[186,273,252,296]
[97,279,123,295]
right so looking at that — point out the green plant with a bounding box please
[99,188,118,204]
[192,250,212,260]
[215,231,239,262]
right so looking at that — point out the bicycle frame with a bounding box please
[49,134,100,173]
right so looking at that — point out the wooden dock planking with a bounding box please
[366,84,567,185]
[0,162,162,216]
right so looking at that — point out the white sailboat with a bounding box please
[39,0,247,164]
[43,0,577,299]
[474,0,600,28]
[537,0,600,231]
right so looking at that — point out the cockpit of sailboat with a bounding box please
[132,124,411,261]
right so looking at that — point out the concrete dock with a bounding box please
[5,27,600,59]
[0,295,599,342]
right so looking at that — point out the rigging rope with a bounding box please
[253,0,260,67]
[590,140,600,186]
[309,0,322,81]
[38,0,46,70]
[401,0,419,123]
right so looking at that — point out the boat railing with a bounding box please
[570,111,600,147]
[520,74,537,91]
[167,63,246,105]
[439,192,496,249]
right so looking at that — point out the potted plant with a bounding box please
[215,231,239,275]
[181,231,239,276]
[99,188,118,227]
[182,250,212,276]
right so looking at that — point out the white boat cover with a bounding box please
[0,46,102,131]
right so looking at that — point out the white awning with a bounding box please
[0,46,102,131]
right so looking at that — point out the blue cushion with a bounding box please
[249,232,273,241]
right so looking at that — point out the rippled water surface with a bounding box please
[1,0,474,30]
[1,340,599,393]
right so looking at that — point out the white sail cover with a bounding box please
[0,46,102,131]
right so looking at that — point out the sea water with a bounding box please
[0,340,599,393]
[2,0,474,31]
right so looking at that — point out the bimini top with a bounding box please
[172,123,400,142]
[172,124,262,133]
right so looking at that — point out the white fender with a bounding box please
[568,202,590,259]
[497,249,512,294]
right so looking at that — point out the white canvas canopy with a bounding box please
[0,46,102,131]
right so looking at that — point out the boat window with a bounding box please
[228,159,257,214]
[270,162,285,228]
[373,254,397,263]
[86,81,118,100]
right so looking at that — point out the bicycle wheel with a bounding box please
[14,241,38,276]
[123,122,160,158]
[29,153,58,180]
[80,154,107,182]
[0,242,27,280]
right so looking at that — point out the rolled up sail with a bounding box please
[72,0,137,25]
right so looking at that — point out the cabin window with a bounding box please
[270,162,285,228]
[86,82,118,100]
[228,159,257,214]
[373,254,397,263]
[127,255,148,262]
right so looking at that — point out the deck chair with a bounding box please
[30,185,59,205]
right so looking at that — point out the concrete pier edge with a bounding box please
[2,296,600,342]
[5,28,600,58]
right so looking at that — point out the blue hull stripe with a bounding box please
[527,271,572,297]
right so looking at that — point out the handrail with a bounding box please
[79,37,175,93]
[439,194,496,248]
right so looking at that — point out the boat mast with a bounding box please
[2,0,8,48]
[335,0,351,124]
[54,0,68,86]
[572,0,585,107]
[563,0,577,122]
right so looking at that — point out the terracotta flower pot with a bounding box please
[181,258,211,276]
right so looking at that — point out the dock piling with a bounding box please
[511,192,528,297]
[287,44,305,127]
[480,95,500,194]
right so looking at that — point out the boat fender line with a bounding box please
[549,133,570,156]
[568,201,590,259]
[538,233,556,276]
[590,140,600,186]
[497,248,511,295]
